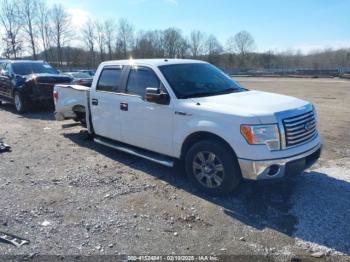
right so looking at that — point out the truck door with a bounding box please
[90,65,124,141]
[119,66,174,156]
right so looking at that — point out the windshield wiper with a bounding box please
[180,92,214,99]
[179,88,240,99]
[212,88,238,95]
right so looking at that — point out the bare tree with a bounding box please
[134,30,167,58]
[0,0,23,58]
[95,20,105,62]
[227,30,255,55]
[117,18,134,59]
[50,4,71,65]
[81,19,96,67]
[37,0,52,60]
[20,0,38,59]
[134,31,153,58]
[205,34,222,64]
[104,19,115,60]
[226,30,255,67]
[205,34,222,56]
[189,30,205,57]
[163,28,187,58]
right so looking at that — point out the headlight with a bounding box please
[240,124,280,150]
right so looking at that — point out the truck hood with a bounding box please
[187,90,309,122]
[24,73,73,84]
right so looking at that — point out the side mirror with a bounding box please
[145,87,170,105]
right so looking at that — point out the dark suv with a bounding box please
[0,60,72,113]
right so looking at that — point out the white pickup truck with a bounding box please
[54,59,322,195]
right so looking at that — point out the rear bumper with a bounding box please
[54,112,66,121]
[237,143,322,180]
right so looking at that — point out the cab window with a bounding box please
[96,67,123,93]
[126,67,160,97]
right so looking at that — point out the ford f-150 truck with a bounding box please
[0,60,72,113]
[54,59,322,195]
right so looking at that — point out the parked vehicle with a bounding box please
[0,60,72,113]
[77,69,95,77]
[0,59,9,69]
[54,59,322,195]
[63,72,93,87]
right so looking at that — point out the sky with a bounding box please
[47,0,350,54]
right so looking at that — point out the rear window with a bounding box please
[96,67,123,93]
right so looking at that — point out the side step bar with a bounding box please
[94,136,175,167]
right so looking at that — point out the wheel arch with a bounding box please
[72,104,86,113]
[180,131,238,160]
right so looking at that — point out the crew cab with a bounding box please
[0,60,72,113]
[54,59,322,195]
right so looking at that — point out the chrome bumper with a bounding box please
[238,143,322,180]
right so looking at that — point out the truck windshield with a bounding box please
[12,62,59,75]
[159,63,245,99]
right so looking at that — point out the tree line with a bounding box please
[1,0,349,70]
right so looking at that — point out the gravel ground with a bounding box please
[0,77,349,261]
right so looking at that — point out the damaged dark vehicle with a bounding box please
[0,60,72,113]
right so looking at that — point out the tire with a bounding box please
[13,91,29,113]
[185,140,242,196]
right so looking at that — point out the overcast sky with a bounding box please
[48,0,350,53]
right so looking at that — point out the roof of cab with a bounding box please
[100,58,207,67]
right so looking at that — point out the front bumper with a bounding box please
[237,143,322,180]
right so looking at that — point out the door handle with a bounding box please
[91,98,98,106]
[120,102,128,111]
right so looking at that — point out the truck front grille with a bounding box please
[283,110,317,147]
[36,83,55,97]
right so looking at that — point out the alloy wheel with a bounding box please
[192,151,225,188]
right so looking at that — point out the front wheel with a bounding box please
[14,91,29,113]
[185,140,242,196]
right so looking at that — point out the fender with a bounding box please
[173,118,241,159]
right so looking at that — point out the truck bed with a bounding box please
[53,84,89,121]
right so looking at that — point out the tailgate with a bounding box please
[54,84,89,120]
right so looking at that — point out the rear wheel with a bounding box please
[185,140,241,196]
[14,91,29,113]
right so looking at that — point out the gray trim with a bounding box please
[238,142,322,180]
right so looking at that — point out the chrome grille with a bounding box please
[283,110,317,147]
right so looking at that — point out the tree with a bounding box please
[50,4,71,65]
[205,34,222,64]
[189,30,205,57]
[37,0,52,61]
[226,30,255,67]
[81,19,96,67]
[104,19,115,60]
[20,0,38,59]
[163,28,187,58]
[227,30,255,55]
[0,0,23,58]
[205,34,222,56]
[117,18,134,59]
[95,20,105,62]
